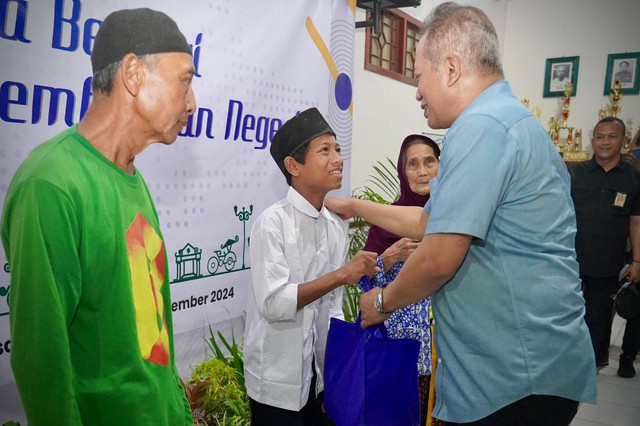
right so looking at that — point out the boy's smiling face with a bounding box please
[291,133,343,197]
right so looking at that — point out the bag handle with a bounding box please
[357,276,389,338]
[360,275,373,292]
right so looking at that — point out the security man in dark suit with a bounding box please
[570,117,640,378]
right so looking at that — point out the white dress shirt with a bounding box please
[243,187,349,411]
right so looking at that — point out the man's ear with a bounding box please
[442,55,462,87]
[120,53,145,97]
[284,156,301,178]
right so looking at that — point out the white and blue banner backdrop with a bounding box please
[0,0,355,421]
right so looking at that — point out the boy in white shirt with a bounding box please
[244,107,378,425]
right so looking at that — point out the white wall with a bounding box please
[350,5,432,192]
[350,0,508,190]
[503,0,640,149]
[350,0,640,191]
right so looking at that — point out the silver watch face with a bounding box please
[374,292,382,312]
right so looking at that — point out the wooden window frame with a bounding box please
[364,8,421,87]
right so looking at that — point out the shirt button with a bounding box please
[438,358,443,364]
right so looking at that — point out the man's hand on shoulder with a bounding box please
[325,197,355,220]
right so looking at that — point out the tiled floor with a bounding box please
[571,314,640,426]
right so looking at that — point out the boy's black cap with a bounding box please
[270,107,336,177]
[91,8,192,73]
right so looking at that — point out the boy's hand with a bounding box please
[343,250,379,285]
[324,197,354,219]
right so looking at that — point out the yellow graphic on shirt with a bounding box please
[126,213,170,366]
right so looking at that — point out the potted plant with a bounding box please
[185,327,250,425]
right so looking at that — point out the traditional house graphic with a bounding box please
[175,243,202,281]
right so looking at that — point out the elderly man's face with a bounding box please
[414,36,453,129]
[556,65,569,79]
[137,52,196,144]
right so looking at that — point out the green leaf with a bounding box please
[206,325,226,362]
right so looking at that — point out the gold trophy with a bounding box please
[520,97,542,122]
[598,107,608,121]
[624,118,635,152]
[548,116,558,150]
[548,82,587,161]
[609,80,623,118]
[532,107,542,120]
[561,83,573,128]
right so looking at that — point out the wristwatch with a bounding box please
[374,290,393,314]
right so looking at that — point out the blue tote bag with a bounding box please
[324,277,421,426]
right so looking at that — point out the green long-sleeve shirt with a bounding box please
[1,126,192,425]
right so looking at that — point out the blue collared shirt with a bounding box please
[424,80,597,422]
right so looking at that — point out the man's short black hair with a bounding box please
[594,116,626,137]
[284,142,311,186]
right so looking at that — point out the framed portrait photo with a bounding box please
[603,52,640,95]
[543,56,580,97]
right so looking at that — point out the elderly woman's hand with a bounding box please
[381,238,421,272]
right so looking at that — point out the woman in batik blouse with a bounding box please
[357,134,443,426]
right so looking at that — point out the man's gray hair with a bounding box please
[92,54,158,95]
[420,2,503,77]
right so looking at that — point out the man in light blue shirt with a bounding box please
[326,2,597,424]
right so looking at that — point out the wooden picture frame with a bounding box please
[603,52,640,95]
[543,56,579,98]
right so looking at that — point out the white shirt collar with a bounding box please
[286,186,336,223]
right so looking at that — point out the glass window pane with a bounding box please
[365,10,419,86]
[372,38,381,57]
[383,23,391,43]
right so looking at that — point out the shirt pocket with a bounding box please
[571,185,596,215]
[607,187,632,215]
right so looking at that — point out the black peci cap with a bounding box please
[270,107,336,177]
[91,8,192,73]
